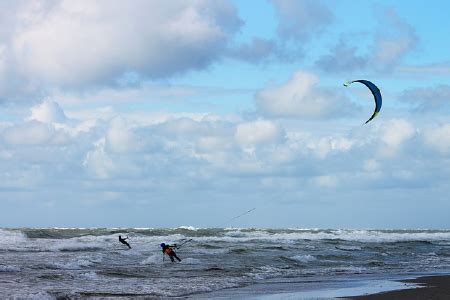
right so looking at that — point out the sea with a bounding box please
[1,227,450,299]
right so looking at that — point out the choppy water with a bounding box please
[1,227,450,298]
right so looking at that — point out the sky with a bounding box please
[1,0,450,228]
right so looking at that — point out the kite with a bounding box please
[344,80,382,124]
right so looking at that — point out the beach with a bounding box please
[195,274,450,299]
[347,275,450,299]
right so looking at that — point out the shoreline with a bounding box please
[346,275,450,299]
[193,273,450,299]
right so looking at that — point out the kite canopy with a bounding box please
[344,80,382,124]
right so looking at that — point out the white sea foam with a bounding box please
[246,265,284,280]
[52,259,94,270]
[79,271,100,280]
[49,239,105,252]
[140,254,164,265]
[195,248,229,255]
[0,229,27,247]
[176,226,200,231]
[336,245,362,251]
[292,254,317,263]
[52,254,102,270]
[195,229,450,243]
[181,257,201,264]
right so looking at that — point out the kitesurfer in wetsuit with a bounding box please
[119,235,131,249]
[160,243,181,262]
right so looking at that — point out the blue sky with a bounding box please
[1,0,450,228]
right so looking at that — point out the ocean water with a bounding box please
[1,227,449,298]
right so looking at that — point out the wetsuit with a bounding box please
[162,245,181,262]
[119,235,131,249]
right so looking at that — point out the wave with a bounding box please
[51,260,94,270]
[49,240,105,252]
[181,257,201,264]
[140,254,164,265]
[245,265,287,280]
[291,254,317,263]
[175,226,201,231]
[4,228,450,246]
[78,271,100,280]
[230,247,252,254]
[4,291,55,300]
[0,265,21,272]
[0,229,28,245]
[335,245,362,251]
[49,255,103,270]
[195,248,229,255]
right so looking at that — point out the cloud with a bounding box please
[315,38,367,72]
[1,0,241,97]
[2,121,55,146]
[399,85,450,112]
[255,71,356,119]
[1,100,450,227]
[315,8,417,73]
[235,119,284,147]
[104,117,141,154]
[29,100,67,123]
[270,0,334,41]
[307,136,355,159]
[311,175,338,188]
[423,124,450,155]
[228,37,279,63]
[372,9,418,71]
[396,61,450,75]
[228,37,302,64]
[377,119,415,157]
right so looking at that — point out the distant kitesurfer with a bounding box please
[119,235,131,249]
[160,243,181,262]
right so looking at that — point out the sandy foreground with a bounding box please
[346,275,450,299]
[192,274,450,299]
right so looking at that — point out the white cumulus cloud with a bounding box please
[256,71,355,119]
[1,0,241,97]
[29,100,67,123]
[235,119,284,147]
[378,119,415,157]
[423,124,450,155]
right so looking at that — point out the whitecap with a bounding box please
[195,248,228,255]
[176,226,200,231]
[292,254,317,263]
[79,271,100,280]
[0,229,27,247]
[49,239,104,252]
[180,257,201,264]
[140,254,164,265]
[52,259,94,270]
[336,245,362,251]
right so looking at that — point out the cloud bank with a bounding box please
[1,0,241,99]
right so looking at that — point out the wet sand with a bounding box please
[346,275,450,299]
[194,274,450,299]
[193,275,418,299]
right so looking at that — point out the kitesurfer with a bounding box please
[160,243,182,262]
[119,235,131,249]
